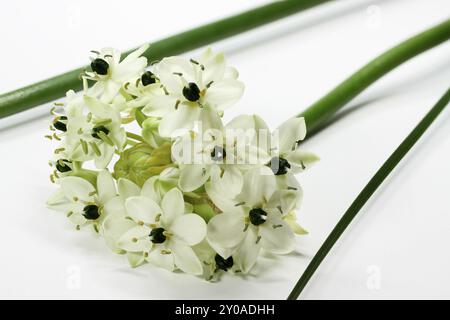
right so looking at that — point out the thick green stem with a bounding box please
[301,18,450,135]
[288,87,450,300]
[0,0,332,119]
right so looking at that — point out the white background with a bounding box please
[0,0,449,299]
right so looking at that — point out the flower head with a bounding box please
[84,44,149,103]
[104,188,206,274]
[141,48,244,137]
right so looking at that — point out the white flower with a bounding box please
[206,167,301,273]
[142,48,244,137]
[266,117,319,176]
[193,240,239,281]
[47,170,118,229]
[84,44,149,103]
[105,188,207,274]
[61,96,126,168]
[172,114,269,192]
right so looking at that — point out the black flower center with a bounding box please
[210,146,226,161]
[150,227,166,244]
[92,125,110,139]
[56,159,72,173]
[215,254,234,271]
[83,205,100,220]
[268,156,291,175]
[182,82,201,102]
[54,116,67,132]
[91,58,109,75]
[249,208,267,226]
[141,71,156,86]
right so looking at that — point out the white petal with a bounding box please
[198,48,226,85]
[142,94,178,117]
[147,248,175,272]
[118,178,141,200]
[127,252,146,268]
[161,188,185,226]
[205,166,244,213]
[219,166,243,195]
[276,117,307,154]
[84,95,115,120]
[178,164,211,192]
[205,180,241,214]
[239,167,276,208]
[266,189,302,215]
[47,188,74,212]
[224,66,239,80]
[97,170,116,203]
[225,114,271,155]
[117,225,152,252]
[157,57,195,93]
[102,213,136,253]
[205,165,244,206]
[60,176,95,202]
[158,104,201,138]
[100,80,122,103]
[200,105,223,131]
[259,217,295,254]
[68,212,87,226]
[171,214,206,245]
[125,196,162,224]
[235,226,261,274]
[121,44,149,64]
[171,242,203,275]
[207,212,245,255]
[103,196,126,217]
[141,176,159,201]
[285,149,320,172]
[204,79,244,111]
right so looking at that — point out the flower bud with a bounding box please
[114,142,173,186]
[141,117,165,148]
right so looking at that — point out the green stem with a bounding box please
[288,87,450,300]
[0,0,332,119]
[301,18,450,135]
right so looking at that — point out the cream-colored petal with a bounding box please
[178,164,211,192]
[276,117,307,154]
[207,212,245,254]
[171,241,203,275]
[171,214,206,245]
[204,79,244,111]
[161,188,185,226]
[97,170,116,203]
[125,196,162,224]
[60,176,96,202]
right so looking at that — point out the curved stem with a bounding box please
[301,18,450,135]
[288,87,450,300]
[0,0,332,119]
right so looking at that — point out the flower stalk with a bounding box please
[0,0,332,118]
[288,87,450,300]
[301,18,450,135]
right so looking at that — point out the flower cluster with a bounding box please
[46,45,318,280]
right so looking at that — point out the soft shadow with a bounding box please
[304,48,450,140]
[224,0,399,56]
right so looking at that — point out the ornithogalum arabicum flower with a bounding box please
[46,46,317,280]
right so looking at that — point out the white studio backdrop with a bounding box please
[0,0,449,299]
